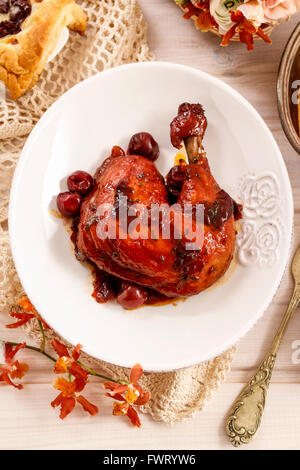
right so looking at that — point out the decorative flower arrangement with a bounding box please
[174,0,300,50]
[0,297,149,426]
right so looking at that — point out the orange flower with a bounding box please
[0,342,28,389]
[104,364,150,427]
[52,339,86,382]
[51,376,98,419]
[7,296,50,330]
[183,1,217,31]
[50,339,97,419]
[221,10,272,50]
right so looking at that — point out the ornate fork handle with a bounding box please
[226,286,300,447]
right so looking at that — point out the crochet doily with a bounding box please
[0,0,235,423]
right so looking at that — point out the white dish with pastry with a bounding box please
[0,0,87,99]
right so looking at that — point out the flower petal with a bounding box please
[239,29,254,50]
[108,384,128,395]
[113,401,129,416]
[256,26,272,44]
[76,395,98,416]
[221,23,238,46]
[53,376,76,397]
[125,384,140,404]
[51,339,69,358]
[5,342,26,363]
[74,376,88,393]
[10,361,29,379]
[6,313,35,329]
[51,392,63,408]
[60,396,76,419]
[105,392,126,402]
[135,391,150,406]
[130,364,143,384]
[69,362,88,381]
[127,405,141,427]
[72,344,83,361]
[0,370,23,389]
[103,381,120,391]
[54,357,72,374]
[18,296,36,313]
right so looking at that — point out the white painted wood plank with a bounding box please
[0,383,299,450]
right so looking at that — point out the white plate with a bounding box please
[48,27,69,63]
[9,62,293,372]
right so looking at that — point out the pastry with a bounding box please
[0,0,87,99]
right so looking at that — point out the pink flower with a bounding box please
[263,0,299,21]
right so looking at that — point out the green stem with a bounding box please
[6,342,55,362]
[37,319,46,353]
[76,361,119,383]
[4,341,119,383]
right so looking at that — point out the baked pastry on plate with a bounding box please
[0,0,87,99]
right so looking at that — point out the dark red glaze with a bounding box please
[117,284,148,309]
[67,170,93,196]
[92,268,117,304]
[127,132,159,162]
[57,192,82,218]
[170,103,207,148]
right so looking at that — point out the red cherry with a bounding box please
[57,192,82,218]
[67,171,93,196]
[117,285,147,309]
[166,165,185,197]
[127,132,159,162]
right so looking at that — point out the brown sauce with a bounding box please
[69,216,179,307]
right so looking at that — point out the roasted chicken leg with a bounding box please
[76,104,239,298]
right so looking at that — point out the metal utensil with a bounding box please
[226,243,300,447]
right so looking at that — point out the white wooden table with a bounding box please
[1,0,300,450]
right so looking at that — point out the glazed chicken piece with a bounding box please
[76,104,239,298]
